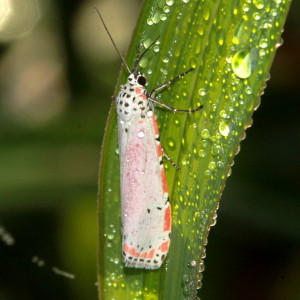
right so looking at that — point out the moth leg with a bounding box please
[148,96,203,113]
[161,148,181,171]
[150,68,194,96]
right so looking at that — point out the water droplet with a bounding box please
[166,0,174,6]
[182,273,189,283]
[160,67,168,74]
[204,170,211,178]
[168,138,175,149]
[219,121,230,136]
[198,149,206,158]
[160,14,167,21]
[219,110,229,119]
[252,12,261,20]
[189,260,197,267]
[245,86,252,94]
[259,49,266,56]
[143,39,152,48]
[227,167,232,177]
[113,258,119,264]
[174,118,180,126]
[199,261,205,272]
[163,6,170,13]
[243,4,250,11]
[201,129,210,139]
[139,57,148,68]
[276,37,283,48]
[152,11,161,24]
[208,161,217,171]
[162,56,169,63]
[203,8,210,21]
[232,18,251,45]
[231,49,256,79]
[107,233,115,240]
[138,131,145,138]
[253,0,264,9]
[147,18,154,26]
[212,145,224,156]
[153,45,160,52]
[198,88,206,96]
[197,279,202,289]
[201,140,208,148]
[259,38,268,48]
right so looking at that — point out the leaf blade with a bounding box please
[97,0,292,299]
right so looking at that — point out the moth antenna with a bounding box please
[132,36,160,72]
[94,7,131,73]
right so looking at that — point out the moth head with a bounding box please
[128,72,146,87]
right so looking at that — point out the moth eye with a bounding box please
[137,76,146,86]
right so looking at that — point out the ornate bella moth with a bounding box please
[96,8,203,269]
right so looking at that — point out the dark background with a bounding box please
[0,1,299,299]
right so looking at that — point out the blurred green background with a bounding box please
[0,0,299,299]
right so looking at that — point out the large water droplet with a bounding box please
[219,121,230,136]
[231,49,256,79]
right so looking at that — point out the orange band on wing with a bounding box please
[156,145,162,157]
[146,249,155,259]
[164,205,171,231]
[158,241,169,253]
[123,243,130,252]
[151,115,159,135]
[161,169,168,193]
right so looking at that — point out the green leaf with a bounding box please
[97,0,292,299]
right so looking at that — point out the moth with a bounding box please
[96,8,202,269]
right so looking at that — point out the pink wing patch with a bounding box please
[119,115,171,269]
